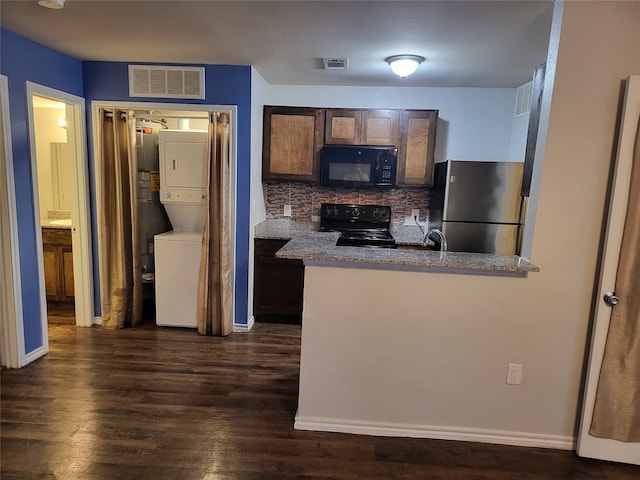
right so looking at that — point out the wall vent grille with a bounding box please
[128,65,205,99]
[515,81,533,116]
[323,58,348,70]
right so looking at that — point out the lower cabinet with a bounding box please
[253,239,304,325]
[42,228,74,302]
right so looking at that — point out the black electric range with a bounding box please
[319,203,396,248]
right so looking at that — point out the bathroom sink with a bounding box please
[49,218,72,226]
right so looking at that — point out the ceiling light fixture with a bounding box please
[385,55,425,78]
[38,0,64,9]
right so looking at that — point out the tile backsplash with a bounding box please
[264,182,430,227]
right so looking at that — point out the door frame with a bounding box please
[91,101,237,326]
[577,75,640,464]
[26,82,94,338]
[0,74,26,368]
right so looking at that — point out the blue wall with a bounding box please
[0,29,84,354]
[1,28,253,361]
[82,61,252,326]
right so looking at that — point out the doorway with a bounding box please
[91,101,237,328]
[26,83,93,338]
[577,75,640,464]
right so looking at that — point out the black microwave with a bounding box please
[320,145,397,188]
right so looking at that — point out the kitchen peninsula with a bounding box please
[255,219,539,275]
[255,219,543,445]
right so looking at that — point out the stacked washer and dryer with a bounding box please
[154,129,208,328]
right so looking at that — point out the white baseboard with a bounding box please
[93,316,102,326]
[294,414,574,450]
[233,316,255,332]
[23,345,48,366]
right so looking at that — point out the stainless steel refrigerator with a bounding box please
[429,160,525,255]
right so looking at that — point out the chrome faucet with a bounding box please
[423,228,448,251]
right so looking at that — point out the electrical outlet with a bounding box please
[284,204,292,217]
[506,363,523,385]
[411,209,420,221]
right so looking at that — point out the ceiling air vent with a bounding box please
[515,81,533,117]
[323,58,348,70]
[128,65,205,99]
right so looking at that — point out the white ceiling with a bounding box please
[1,0,554,88]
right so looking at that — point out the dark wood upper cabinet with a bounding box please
[362,110,400,146]
[397,109,438,187]
[325,109,399,146]
[263,106,437,186]
[324,109,361,144]
[263,106,324,182]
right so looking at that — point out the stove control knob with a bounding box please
[373,208,380,219]
[333,206,339,217]
[380,209,389,219]
[352,207,360,217]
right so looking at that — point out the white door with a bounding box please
[577,75,640,465]
[0,75,26,368]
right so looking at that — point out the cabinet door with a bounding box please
[42,228,74,302]
[253,239,304,324]
[362,109,399,146]
[62,247,75,299]
[263,106,324,182]
[325,109,362,145]
[254,256,304,315]
[397,110,438,187]
[43,245,61,300]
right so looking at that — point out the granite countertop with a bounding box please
[254,219,539,275]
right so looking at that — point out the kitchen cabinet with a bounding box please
[397,109,438,187]
[42,228,74,302]
[325,109,399,146]
[253,239,304,325]
[263,106,438,186]
[263,106,324,182]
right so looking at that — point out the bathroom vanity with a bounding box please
[41,226,74,303]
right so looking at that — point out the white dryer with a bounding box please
[158,129,208,232]
[154,130,208,328]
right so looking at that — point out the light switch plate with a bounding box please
[284,204,292,217]
[506,363,523,385]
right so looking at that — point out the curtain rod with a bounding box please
[133,113,209,120]
[103,110,215,120]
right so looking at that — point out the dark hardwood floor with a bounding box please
[1,323,638,480]
[46,300,75,325]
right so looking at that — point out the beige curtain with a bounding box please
[590,116,640,442]
[98,109,142,329]
[197,112,233,336]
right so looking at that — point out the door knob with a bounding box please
[604,292,619,307]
